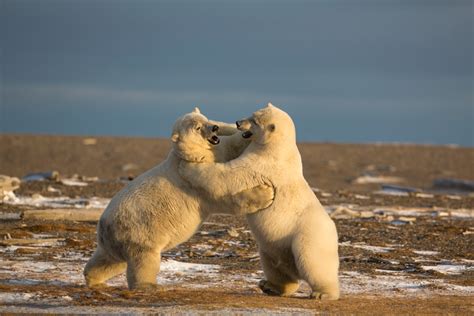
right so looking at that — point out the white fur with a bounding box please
[84,109,274,290]
[179,104,340,300]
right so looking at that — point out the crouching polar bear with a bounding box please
[84,108,274,290]
[179,103,340,300]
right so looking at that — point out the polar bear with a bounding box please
[179,103,340,300]
[84,108,274,290]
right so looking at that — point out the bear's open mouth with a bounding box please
[208,135,220,145]
[242,131,253,139]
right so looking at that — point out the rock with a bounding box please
[445,195,461,200]
[227,228,239,238]
[82,138,97,145]
[330,207,375,219]
[433,178,474,192]
[47,186,62,194]
[360,211,375,219]
[60,178,88,187]
[365,165,397,173]
[79,175,99,182]
[122,163,139,172]
[398,216,416,222]
[330,207,359,219]
[31,193,44,199]
[381,184,420,193]
[390,220,408,226]
[60,174,96,186]
[0,175,21,199]
[390,217,415,226]
[22,171,59,182]
[415,193,434,199]
[353,175,403,184]
[202,250,217,257]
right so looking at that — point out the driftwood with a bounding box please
[0,238,63,247]
[22,208,103,222]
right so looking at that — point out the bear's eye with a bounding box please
[195,126,201,131]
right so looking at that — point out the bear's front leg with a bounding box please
[208,120,239,136]
[179,160,267,200]
[126,250,162,291]
[231,183,275,215]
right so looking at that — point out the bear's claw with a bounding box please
[132,283,164,292]
[258,280,281,296]
[310,291,339,300]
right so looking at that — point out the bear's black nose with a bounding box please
[236,121,241,128]
[212,125,219,132]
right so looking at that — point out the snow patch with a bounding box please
[374,190,409,196]
[413,250,439,256]
[0,292,37,304]
[4,194,110,209]
[421,264,472,275]
[161,259,219,274]
[353,175,403,184]
[341,271,474,296]
[340,242,394,253]
[60,178,88,186]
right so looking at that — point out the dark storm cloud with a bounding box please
[1,0,473,145]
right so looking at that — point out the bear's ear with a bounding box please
[193,107,201,114]
[267,124,276,132]
[266,102,274,108]
[171,133,180,143]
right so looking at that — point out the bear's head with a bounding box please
[171,107,221,162]
[236,103,296,145]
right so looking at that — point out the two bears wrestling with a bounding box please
[84,103,340,300]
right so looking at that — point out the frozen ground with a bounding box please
[0,136,473,313]
[1,186,473,313]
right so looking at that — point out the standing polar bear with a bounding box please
[179,103,340,300]
[84,108,274,290]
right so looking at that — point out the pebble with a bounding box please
[227,228,240,238]
[47,186,62,194]
[82,138,97,145]
[122,163,139,172]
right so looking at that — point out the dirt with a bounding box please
[1,134,473,190]
[0,134,473,314]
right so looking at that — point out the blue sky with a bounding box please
[1,0,473,145]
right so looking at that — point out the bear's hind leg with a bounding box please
[292,241,340,300]
[84,246,126,288]
[259,251,299,297]
[126,250,161,290]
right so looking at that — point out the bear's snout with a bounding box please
[236,120,250,131]
[242,131,253,139]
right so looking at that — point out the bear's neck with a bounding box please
[246,141,302,173]
[172,144,214,163]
